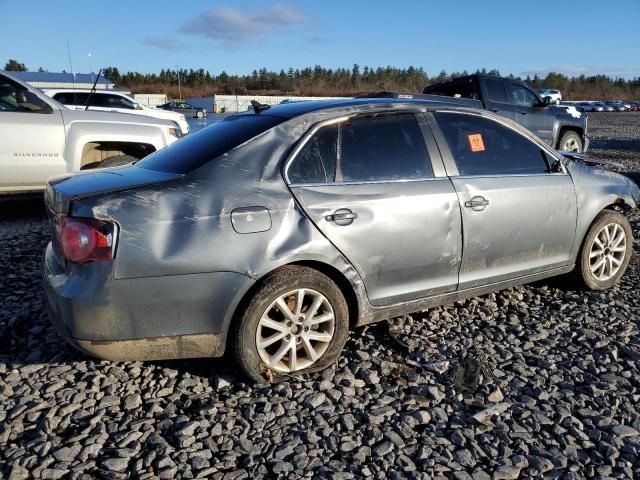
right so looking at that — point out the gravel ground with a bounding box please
[1,113,640,480]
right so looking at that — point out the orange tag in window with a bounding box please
[467,133,485,152]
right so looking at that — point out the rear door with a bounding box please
[431,110,577,289]
[479,77,516,122]
[286,111,463,306]
[506,81,556,146]
[0,77,66,191]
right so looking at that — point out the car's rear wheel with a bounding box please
[575,210,633,290]
[232,266,349,382]
[558,131,583,152]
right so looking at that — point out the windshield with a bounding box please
[136,114,286,174]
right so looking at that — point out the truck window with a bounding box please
[0,80,52,114]
[424,79,478,99]
[53,92,90,106]
[484,78,508,104]
[508,83,540,108]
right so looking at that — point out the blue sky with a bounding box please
[2,0,639,79]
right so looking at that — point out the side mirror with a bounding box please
[550,158,564,173]
[135,103,143,110]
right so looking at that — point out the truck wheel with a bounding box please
[84,155,137,169]
[232,266,349,382]
[558,131,583,153]
[574,210,632,291]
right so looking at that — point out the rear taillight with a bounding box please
[56,216,116,263]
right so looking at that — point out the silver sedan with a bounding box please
[43,98,639,381]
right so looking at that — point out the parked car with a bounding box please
[157,101,208,119]
[43,97,638,381]
[43,89,189,135]
[605,102,626,112]
[0,71,182,195]
[575,102,596,112]
[538,88,562,104]
[422,74,589,152]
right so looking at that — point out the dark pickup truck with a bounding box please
[422,74,588,152]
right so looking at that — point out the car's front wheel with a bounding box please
[575,210,633,290]
[232,266,349,382]
[196,110,204,119]
[558,131,583,152]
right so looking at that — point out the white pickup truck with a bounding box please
[42,88,190,135]
[0,70,182,195]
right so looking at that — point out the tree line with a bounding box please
[98,65,640,101]
[5,58,640,100]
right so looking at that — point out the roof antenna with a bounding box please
[250,99,270,113]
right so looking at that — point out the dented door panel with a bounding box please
[290,179,462,306]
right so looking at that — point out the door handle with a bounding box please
[325,208,358,226]
[518,111,528,115]
[490,108,499,112]
[464,196,490,211]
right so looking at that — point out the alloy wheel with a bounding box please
[589,223,627,281]
[562,137,580,152]
[256,288,335,372]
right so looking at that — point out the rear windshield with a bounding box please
[136,114,285,174]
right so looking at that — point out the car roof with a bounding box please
[244,97,484,120]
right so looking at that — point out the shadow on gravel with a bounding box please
[592,139,640,153]
[0,195,45,219]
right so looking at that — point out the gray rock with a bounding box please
[123,393,142,410]
[304,392,326,409]
[493,465,521,480]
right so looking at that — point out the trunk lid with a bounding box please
[45,165,182,214]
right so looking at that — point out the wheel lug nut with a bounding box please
[304,326,309,332]
[285,334,291,340]
[286,321,292,327]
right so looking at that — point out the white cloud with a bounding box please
[180,4,309,46]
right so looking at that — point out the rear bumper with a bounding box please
[43,243,255,360]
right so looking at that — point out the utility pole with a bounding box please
[88,52,93,81]
[175,65,182,101]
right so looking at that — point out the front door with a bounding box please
[431,110,577,289]
[286,111,463,306]
[0,77,66,191]
[506,81,556,147]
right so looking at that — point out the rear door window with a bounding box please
[433,112,549,176]
[287,113,433,184]
[136,114,286,174]
[484,78,508,104]
[53,92,89,106]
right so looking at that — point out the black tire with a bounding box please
[232,266,349,382]
[196,110,204,119]
[558,131,583,153]
[574,210,633,290]
[83,155,137,170]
